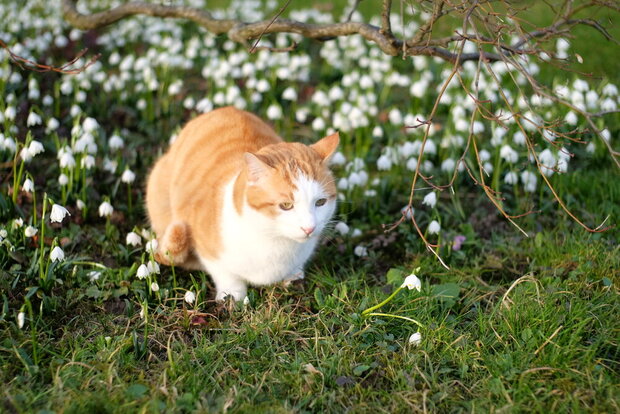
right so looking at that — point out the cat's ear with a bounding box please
[244,153,272,184]
[311,132,339,163]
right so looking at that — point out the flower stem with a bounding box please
[361,286,403,315]
[365,312,424,327]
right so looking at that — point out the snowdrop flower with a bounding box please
[351,229,363,237]
[406,157,418,171]
[26,111,42,127]
[76,200,86,210]
[22,178,34,193]
[539,149,556,176]
[50,246,65,262]
[564,111,578,125]
[504,171,519,185]
[428,220,441,235]
[602,83,618,96]
[13,218,24,228]
[335,221,350,235]
[108,134,124,150]
[58,174,69,186]
[29,140,44,156]
[479,149,491,162]
[83,117,99,133]
[472,121,485,134]
[337,177,349,190]
[601,98,617,112]
[59,152,76,169]
[24,226,38,238]
[46,117,59,132]
[150,282,160,292]
[136,264,149,279]
[500,145,518,163]
[441,158,456,172]
[17,312,25,329]
[422,192,437,208]
[125,231,141,246]
[121,169,136,183]
[98,201,114,217]
[312,117,326,131]
[103,158,118,173]
[330,151,346,166]
[145,239,158,254]
[0,229,7,239]
[5,106,16,121]
[184,290,196,304]
[513,131,526,146]
[557,158,568,173]
[408,331,422,346]
[354,245,368,257]
[81,155,96,169]
[147,260,160,274]
[376,155,392,171]
[521,171,537,192]
[372,126,383,138]
[88,271,101,282]
[282,87,298,101]
[401,274,422,291]
[50,204,71,223]
[388,108,403,125]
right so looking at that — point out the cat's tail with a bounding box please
[154,221,192,266]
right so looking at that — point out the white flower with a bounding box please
[330,151,346,166]
[150,282,160,292]
[98,201,113,217]
[17,312,25,329]
[184,290,196,304]
[108,134,124,150]
[312,117,326,131]
[500,145,518,163]
[121,169,136,183]
[24,226,38,238]
[147,260,160,274]
[282,87,298,101]
[564,111,578,125]
[59,152,76,169]
[13,218,24,228]
[0,229,7,238]
[50,246,65,262]
[136,264,150,279]
[372,126,383,138]
[22,178,34,193]
[521,171,537,192]
[243,296,250,306]
[126,232,142,246]
[602,83,618,96]
[376,155,392,170]
[335,221,350,235]
[408,331,422,346]
[83,117,99,133]
[504,171,519,184]
[58,174,69,186]
[388,108,403,125]
[428,220,441,234]
[266,104,283,120]
[81,155,96,169]
[145,239,159,254]
[88,271,101,282]
[401,274,422,291]
[441,158,456,172]
[539,149,556,176]
[422,192,437,208]
[28,140,44,156]
[76,200,86,210]
[50,204,71,223]
[354,245,368,257]
[46,117,59,131]
[26,111,42,127]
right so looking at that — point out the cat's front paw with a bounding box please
[215,288,247,302]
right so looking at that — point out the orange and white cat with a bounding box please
[146,106,339,301]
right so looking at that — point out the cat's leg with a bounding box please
[211,271,248,302]
[282,269,305,287]
[155,221,191,266]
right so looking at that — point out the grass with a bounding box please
[1,219,618,412]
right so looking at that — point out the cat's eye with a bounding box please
[315,198,327,207]
[279,202,294,210]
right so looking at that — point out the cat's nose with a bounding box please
[301,226,315,236]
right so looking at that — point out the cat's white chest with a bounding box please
[200,179,317,286]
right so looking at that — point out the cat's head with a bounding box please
[243,132,339,242]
